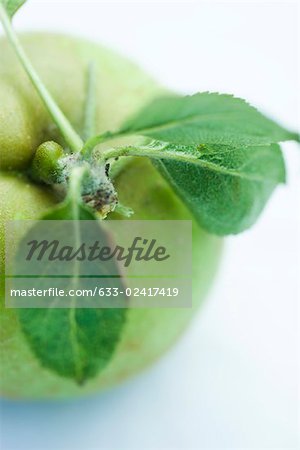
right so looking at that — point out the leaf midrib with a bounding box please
[141,148,279,183]
[68,198,84,382]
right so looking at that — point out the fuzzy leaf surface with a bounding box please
[152,142,286,235]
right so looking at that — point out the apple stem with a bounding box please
[0,4,84,154]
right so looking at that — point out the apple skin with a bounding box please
[0,33,165,170]
[0,34,222,399]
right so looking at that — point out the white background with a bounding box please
[0,1,299,449]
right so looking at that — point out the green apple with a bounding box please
[0,34,222,399]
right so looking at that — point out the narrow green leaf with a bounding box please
[0,0,27,18]
[119,93,297,147]
[153,142,286,235]
[82,61,97,142]
[15,199,127,384]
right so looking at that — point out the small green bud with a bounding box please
[30,141,64,185]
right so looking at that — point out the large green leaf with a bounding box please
[119,93,297,147]
[15,199,127,384]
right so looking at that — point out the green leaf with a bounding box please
[82,61,97,142]
[119,93,297,147]
[15,197,127,384]
[0,0,27,18]
[152,142,286,235]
